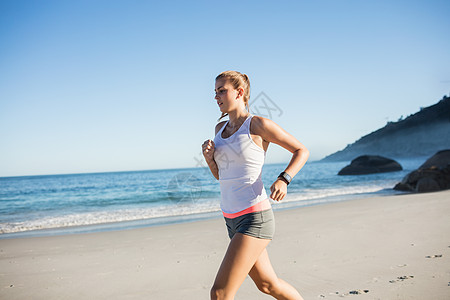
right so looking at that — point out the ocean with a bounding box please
[0,158,425,239]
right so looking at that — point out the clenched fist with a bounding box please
[202,139,215,162]
[270,179,287,202]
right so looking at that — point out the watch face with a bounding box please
[278,173,290,184]
[280,172,291,183]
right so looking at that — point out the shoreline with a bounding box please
[0,188,404,239]
[1,190,449,299]
[1,158,422,238]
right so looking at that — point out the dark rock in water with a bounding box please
[419,149,450,169]
[416,177,440,192]
[338,155,403,175]
[394,150,450,192]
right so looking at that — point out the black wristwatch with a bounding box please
[278,171,292,185]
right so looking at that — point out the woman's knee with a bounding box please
[210,285,228,300]
[255,278,281,295]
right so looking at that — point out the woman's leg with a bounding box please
[211,233,270,300]
[248,249,304,300]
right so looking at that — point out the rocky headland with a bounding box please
[321,96,450,162]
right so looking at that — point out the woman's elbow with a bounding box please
[304,148,310,159]
[297,147,310,160]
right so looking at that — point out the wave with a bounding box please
[285,184,391,203]
[0,183,398,235]
[0,199,221,234]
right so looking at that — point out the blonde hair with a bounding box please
[216,70,250,121]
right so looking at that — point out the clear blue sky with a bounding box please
[1,0,449,177]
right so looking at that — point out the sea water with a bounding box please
[0,158,425,238]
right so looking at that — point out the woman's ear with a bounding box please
[237,87,244,98]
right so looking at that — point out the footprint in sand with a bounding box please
[349,290,369,295]
[329,290,370,297]
[389,275,414,283]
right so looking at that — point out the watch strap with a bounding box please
[278,171,292,185]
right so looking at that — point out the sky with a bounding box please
[0,0,449,177]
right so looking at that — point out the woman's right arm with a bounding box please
[202,139,219,180]
[202,122,226,180]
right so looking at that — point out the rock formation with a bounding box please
[394,150,450,192]
[338,155,402,175]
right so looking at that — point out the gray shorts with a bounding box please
[224,209,275,240]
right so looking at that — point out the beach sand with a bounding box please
[1,190,449,299]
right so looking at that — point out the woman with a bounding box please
[202,71,309,300]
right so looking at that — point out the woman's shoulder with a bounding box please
[215,120,227,135]
[251,115,267,124]
[250,115,285,138]
[250,115,276,129]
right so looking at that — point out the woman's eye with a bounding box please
[214,89,227,96]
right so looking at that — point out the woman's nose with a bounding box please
[215,94,219,100]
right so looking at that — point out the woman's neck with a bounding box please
[227,110,250,128]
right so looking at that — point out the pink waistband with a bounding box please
[222,198,271,219]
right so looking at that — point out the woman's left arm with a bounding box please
[252,116,310,201]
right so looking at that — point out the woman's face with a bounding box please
[214,78,240,113]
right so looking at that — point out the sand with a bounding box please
[1,190,449,299]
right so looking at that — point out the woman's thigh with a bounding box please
[213,233,271,295]
[248,248,278,287]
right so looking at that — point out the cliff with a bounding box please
[321,96,450,162]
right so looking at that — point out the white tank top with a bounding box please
[213,114,268,214]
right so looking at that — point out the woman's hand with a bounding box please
[270,179,287,202]
[202,139,215,162]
